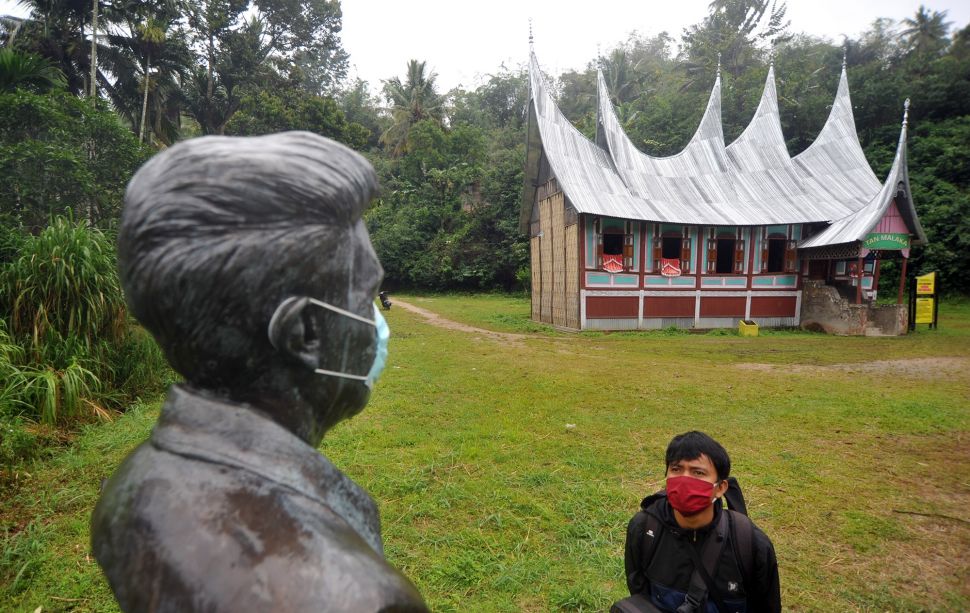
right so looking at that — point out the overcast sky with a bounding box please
[3,0,968,94]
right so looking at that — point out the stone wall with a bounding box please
[800,280,908,336]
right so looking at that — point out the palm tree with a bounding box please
[98,0,191,145]
[901,6,952,58]
[8,0,99,95]
[0,48,67,93]
[380,59,444,156]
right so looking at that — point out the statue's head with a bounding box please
[119,132,383,444]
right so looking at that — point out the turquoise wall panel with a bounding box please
[645,224,654,271]
[673,277,696,286]
[632,221,640,272]
[753,277,774,286]
[615,275,638,285]
[726,278,747,286]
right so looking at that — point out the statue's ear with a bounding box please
[267,296,321,370]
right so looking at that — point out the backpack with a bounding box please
[616,476,755,613]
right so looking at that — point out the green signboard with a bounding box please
[863,232,910,250]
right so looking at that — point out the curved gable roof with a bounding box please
[523,50,921,242]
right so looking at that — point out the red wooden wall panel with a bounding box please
[749,296,797,317]
[586,296,639,318]
[643,296,695,317]
[699,296,746,317]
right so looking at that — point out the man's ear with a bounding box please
[267,296,322,370]
[714,479,730,499]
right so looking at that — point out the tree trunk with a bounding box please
[140,52,151,144]
[89,0,98,99]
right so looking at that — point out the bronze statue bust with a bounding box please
[91,132,428,612]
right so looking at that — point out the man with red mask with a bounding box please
[622,431,780,613]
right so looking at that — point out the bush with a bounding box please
[0,90,151,229]
[0,219,171,426]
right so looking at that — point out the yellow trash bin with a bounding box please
[738,320,759,337]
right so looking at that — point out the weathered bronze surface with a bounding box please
[92,132,428,612]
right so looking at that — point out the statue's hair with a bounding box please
[118,132,378,389]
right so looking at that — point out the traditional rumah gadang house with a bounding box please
[521,49,926,334]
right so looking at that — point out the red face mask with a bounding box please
[666,476,716,516]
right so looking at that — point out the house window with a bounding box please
[766,238,786,272]
[716,238,735,273]
[763,237,797,273]
[706,232,745,274]
[596,219,633,271]
[654,229,691,273]
[603,233,624,257]
[662,236,681,259]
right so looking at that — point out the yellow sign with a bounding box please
[915,297,935,324]
[916,272,936,295]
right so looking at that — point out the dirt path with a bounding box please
[393,299,532,344]
[735,356,970,379]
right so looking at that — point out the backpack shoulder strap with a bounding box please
[727,509,755,586]
[640,507,663,571]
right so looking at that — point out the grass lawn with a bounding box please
[2,294,969,612]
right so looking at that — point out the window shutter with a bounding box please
[623,234,634,270]
[707,239,716,273]
[596,234,603,268]
[653,242,662,272]
[761,242,769,272]
[681,237,691,274]
[785,240,798,273]
[735,239,745,273]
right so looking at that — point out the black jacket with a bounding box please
[624,494,781,613]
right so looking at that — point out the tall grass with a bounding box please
[0,217,170,429]
[1,215,125,359]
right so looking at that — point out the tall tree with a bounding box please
[901,6,952,59]
[380,59,444,156]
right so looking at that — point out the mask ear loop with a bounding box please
[307,298,376,326]
[304,299,376,381]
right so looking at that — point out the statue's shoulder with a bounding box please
[93,444,427,612]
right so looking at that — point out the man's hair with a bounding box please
[118,131,378,390]
[665,431,731,481]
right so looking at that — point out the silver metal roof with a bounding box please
[525,52,923,247]
[800,103,927,248]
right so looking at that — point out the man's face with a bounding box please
[666,454,719,485]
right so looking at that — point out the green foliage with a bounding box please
[0,49,67,94]
[226,87,370,149]
[1,217,124,350]
[0,90,151,228]
[0,219,170,427]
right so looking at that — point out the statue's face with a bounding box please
[302,220,384,432]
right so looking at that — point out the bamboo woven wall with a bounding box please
[551,193,566,327]
[530,236,541,320]
[539,198,553,323]
[565,223,579,329]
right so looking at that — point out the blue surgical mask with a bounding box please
[270,297,389,389]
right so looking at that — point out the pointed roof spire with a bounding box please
[903,98,910,127]
[528,18,534,51]
[768,48,774,69]
[842,43,848,70]
[716,52,721,78]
